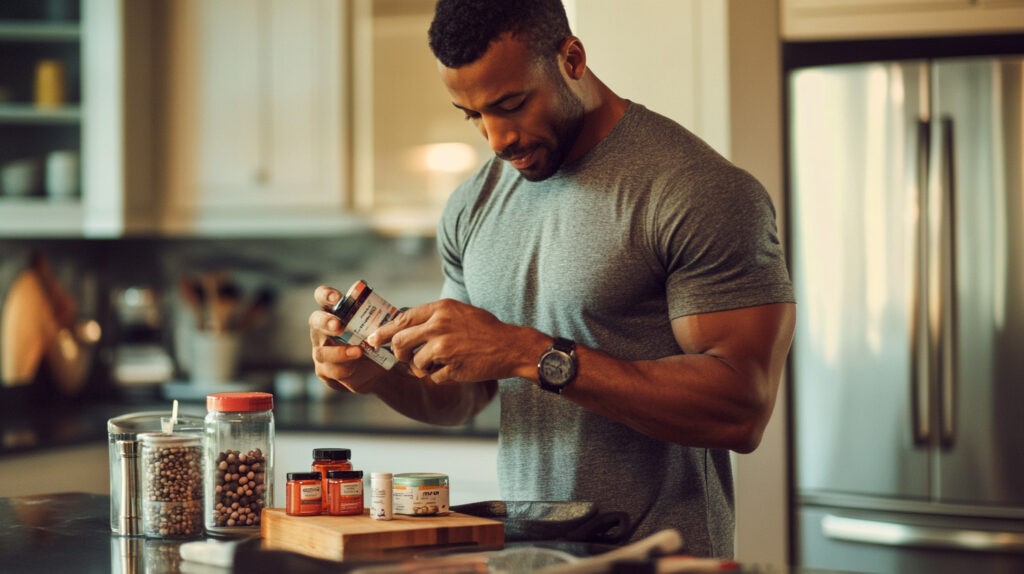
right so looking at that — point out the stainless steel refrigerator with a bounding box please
[788,53,1024,573]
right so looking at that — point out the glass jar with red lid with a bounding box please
[204,392,274,536]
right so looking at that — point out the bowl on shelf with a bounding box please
[1,159,42,198]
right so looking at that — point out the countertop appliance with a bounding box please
[787,40,1024,573]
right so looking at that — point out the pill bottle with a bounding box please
[328,280,402,370]
[204,392,274,537]
[393,473,449,516]
[370,472,393,521]
[139,432,203,539]
[311,448,352,513]
[326,470,364,516]
[285,472,323,516]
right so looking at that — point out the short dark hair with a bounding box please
[428,0,572,68]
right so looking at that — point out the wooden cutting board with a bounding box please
[261,508,504,561]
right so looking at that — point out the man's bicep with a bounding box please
[670,303,795,374]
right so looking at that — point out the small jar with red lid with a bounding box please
[311,448,352,512]
[326,470,364,516]
[204,392,274,537]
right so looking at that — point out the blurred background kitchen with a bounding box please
[0,0,1021,572]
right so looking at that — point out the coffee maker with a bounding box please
[109,286,174,398]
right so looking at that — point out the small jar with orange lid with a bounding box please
[204,392,274,537]
[311,448,351,512]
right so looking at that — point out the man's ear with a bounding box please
[560,36,586,80]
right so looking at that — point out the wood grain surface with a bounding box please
[260,508,504,561]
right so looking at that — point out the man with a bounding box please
[310,0,795,557]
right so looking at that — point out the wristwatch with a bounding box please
[537,337,578,394]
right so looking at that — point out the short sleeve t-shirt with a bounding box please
[437,103,794,557]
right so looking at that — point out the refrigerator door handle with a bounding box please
[938,115,957,449]
[822,514,1024,553]
[911,118,931,446]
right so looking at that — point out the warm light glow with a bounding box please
[411,142,479,174]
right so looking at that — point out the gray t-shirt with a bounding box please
[437,103,794,557]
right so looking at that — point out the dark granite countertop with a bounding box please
[0,493,851,574]
[0,388,498,460]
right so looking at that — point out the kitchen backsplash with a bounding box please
[0,232,445,388]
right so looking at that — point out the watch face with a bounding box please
[540,352,573,385]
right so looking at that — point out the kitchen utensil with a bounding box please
[260,508,504,561]
[538,529,683,574]
[452,501,630,544]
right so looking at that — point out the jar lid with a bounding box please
[312,448,351,460]
[287,472,322,481]
[107,411,205,439]
[138,432,201,447]
[327,470,364,480]
[206,392,274,412]
[394,472,448,487]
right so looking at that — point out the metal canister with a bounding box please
[393,473,449,516]
[107,411,204,536]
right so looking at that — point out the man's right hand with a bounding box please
[309,285,385,394]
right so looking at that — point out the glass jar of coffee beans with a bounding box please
[204,392,274,537]
[139,432,204,539]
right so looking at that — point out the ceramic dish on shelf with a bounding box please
[1,158,41,197]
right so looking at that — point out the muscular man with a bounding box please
[311,0,795,556]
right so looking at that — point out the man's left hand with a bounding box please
[366,298,543,384]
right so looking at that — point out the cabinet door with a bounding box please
[161,0,347,234]
[781,0,1024,40]
[351,0,491,236]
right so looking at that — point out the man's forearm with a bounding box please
[372,366,497,426]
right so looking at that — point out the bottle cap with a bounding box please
[287,472,322,481]
[327,470,364,480]
[312,448,351,460]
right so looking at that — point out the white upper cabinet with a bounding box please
[350,0,492,237]
[157,0,356,236]
[781,0,1024,40]
[0,0,156,238]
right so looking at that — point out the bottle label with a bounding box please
[330,281,400,370]
[300,484,322,503]
[393,484,449,516]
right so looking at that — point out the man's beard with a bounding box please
[503,77,585,182]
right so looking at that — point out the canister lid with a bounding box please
[107,411,204,439]
[327,470,364,480]
[287,472,322,481]
[312,448,351,460]
[138,432,201,447]
[394,473,448,486]
[206,392,274,412]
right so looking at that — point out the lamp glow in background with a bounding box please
[411,142,479,174]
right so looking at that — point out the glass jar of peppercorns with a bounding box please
[204,392,274,537]
[139,432,204,539]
